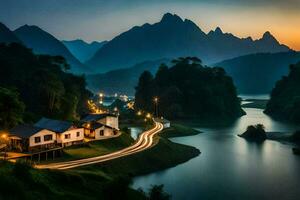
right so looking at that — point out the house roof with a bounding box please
[83,122,114,130]
[81,113,117,123]
[10,124,44,138]
[35,117,73,133]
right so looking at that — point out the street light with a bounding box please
[154,97,159,118]
[146,113,151,119]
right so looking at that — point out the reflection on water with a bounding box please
[239,94,270,100]
[132,108,300,200]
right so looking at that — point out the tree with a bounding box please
[148,184,171,200]
[265,62,300,123]
[0,43,91,123]
[135,71,155,112]
[0,87,25,129]
[135,57,244,120]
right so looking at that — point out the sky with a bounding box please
[0,0,299,50]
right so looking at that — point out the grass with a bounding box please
[0,161,146,200]
[42,132,134,163]
[71,136,200,177]
[242,99,268,109]
[160,123,201,138]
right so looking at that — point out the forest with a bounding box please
[0,43,91,129]
[265,62,300,123]
[135,57,245,120]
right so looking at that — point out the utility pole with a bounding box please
[154,97,159,118]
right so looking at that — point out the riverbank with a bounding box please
[241,99,268,109]
[0,122,201,199]
[160,123,201,138]
[42,133,134,163]
[71,136,200,177]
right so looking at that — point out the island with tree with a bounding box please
[239,124,267,142]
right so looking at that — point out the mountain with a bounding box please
[215,51,300,94]
[86,13,291,73]
[86,59,170,95]
[14,25,88,74]
[0,22,21,44]
[62,39,107,62]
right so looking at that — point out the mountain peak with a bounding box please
[215,27,223,34]
[161,13,183,23]
[262,31,276,41]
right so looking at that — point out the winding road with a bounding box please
[36,120,164,170]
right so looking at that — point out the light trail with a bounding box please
[36,120,164,170]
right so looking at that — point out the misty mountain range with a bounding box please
[87,51,300,95]
[86,13,291,73]
[0,13,298,95]
[62,40,107,63]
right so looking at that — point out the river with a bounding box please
[132,98,300,200]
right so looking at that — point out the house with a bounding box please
[35,118,84,147]
[9,124,57,152]
[82,122,117,140]
[155,117,171,129]
[81,113,119,130]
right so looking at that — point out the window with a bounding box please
[100,130,104,136]
[34,137,41,143]
[44,134,53,141]
[65,134,71,139]
[76,132,80,137]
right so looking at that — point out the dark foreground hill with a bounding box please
[265,62,300,123]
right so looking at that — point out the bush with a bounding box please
[240,124,267,142]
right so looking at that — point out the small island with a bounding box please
[239,124,267,142]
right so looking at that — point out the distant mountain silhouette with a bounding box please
[88,51,300,95]
[62,39,107,62]
[86,59,170,94]
[215,51,300,94]
[14,25,88,74]
[86,13,291,73]
[0,22,21,43]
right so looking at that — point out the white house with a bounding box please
[155,117,171,129]
[9,124,57,152]
[82,122,117,140]
[81,113,119,130]
[35,118,84,147]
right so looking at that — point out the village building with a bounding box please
[35,118,84,147]
[82,122,117,140]
[9,124,57,152]
[155,117,171,129]
[81,113,119,130]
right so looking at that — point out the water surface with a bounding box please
[132,107,300,200]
